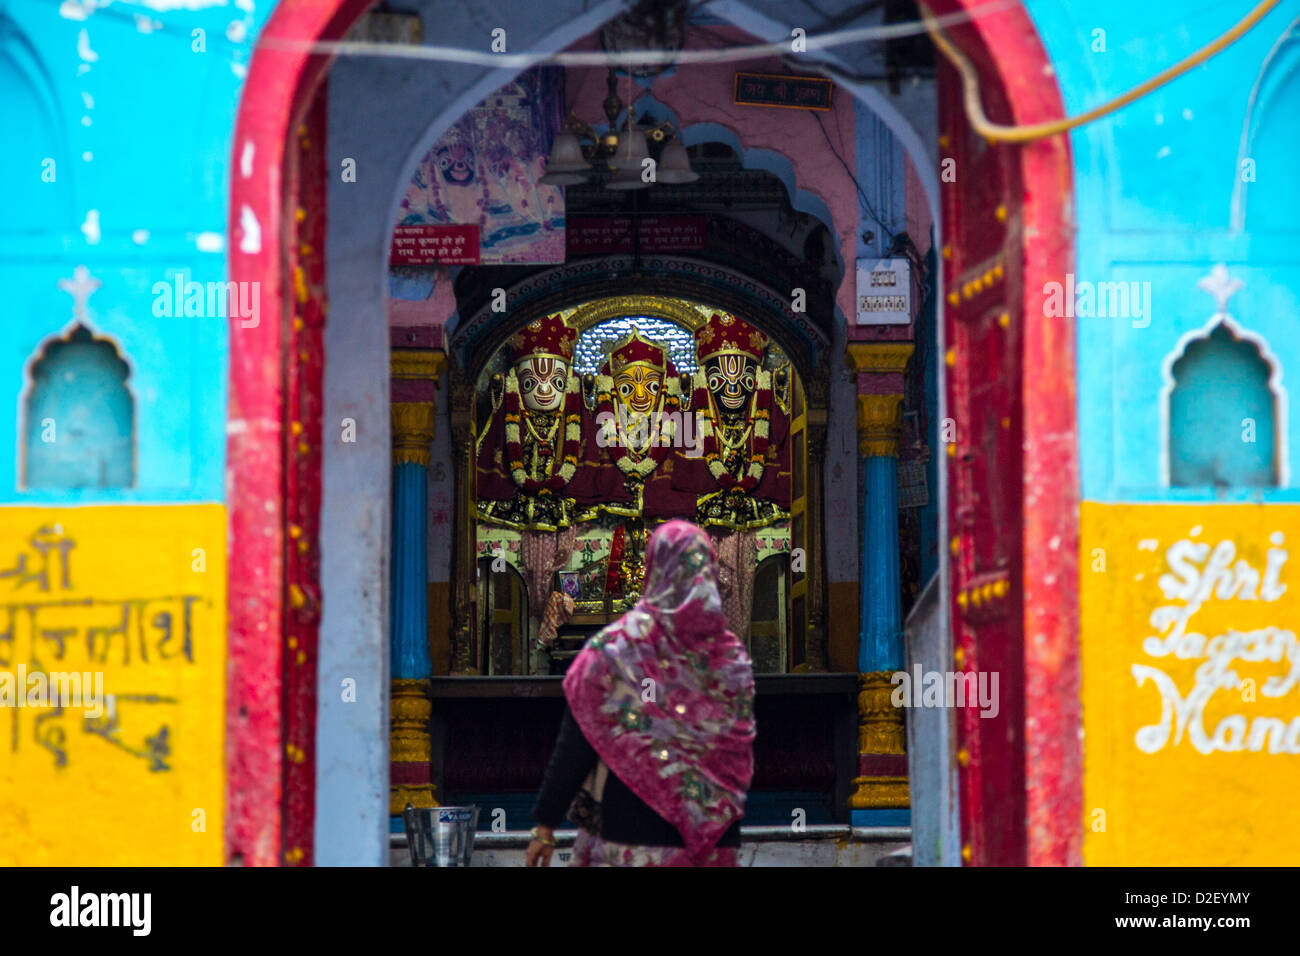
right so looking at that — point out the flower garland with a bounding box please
[594,373,682,480]
[503,367,582,494]
[693,367,772,493]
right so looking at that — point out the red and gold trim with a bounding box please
[694,312,768,364]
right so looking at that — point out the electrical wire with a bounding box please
[920,0,1284,143]
[259,0,1021,67]
[811,109,897,249]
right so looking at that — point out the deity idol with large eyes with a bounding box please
[691,313,790,530]
[590,331,693,512]
[475,314,584,531]
[574,329,703,525]
[689,313,792,641]
[477,314,602,649]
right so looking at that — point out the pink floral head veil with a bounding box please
[562,519,756,865]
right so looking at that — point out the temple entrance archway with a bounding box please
[228,0,1079,867]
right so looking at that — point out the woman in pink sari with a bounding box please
[526,520,756,867]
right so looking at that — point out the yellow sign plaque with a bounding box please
[0,505,226,865]
[1081,502,1300,865]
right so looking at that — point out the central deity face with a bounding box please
[516,355,568,413]
[614,364,663,415]
[705,354,757,417]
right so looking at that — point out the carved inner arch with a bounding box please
[454,293,818,678]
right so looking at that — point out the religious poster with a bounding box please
[1080,502,1300,865]
[396,66,566,265]
[0,506,226,865]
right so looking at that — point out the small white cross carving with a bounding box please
[57,264,101,325]
[1197,263,1243,317]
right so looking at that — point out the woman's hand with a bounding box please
[526,825,556,867]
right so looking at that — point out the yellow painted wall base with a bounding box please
[0,505,226,865]
[1081,502,1300,865]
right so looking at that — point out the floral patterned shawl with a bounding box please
[563,519,756,865]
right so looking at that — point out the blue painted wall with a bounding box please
[1026,0,1300,503]
[0,0,270,504]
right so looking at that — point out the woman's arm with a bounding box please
[527,705,599,867]
[531,705,599,829]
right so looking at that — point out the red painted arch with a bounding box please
[927,0,1080,866]
[227,0,1080,866]
[226,0,373,867]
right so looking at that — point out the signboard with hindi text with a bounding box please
[0,505,226,865]
[733,72,834,111]
[565,215,707,256]
[390,224,480,265]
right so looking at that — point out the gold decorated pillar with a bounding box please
[845,343,913,818]
[389,349,444,814]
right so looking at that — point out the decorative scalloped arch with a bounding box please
[449,253,826,381]
[1159,312,1289,487]
[19,322,137,490]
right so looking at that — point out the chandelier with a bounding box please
[539,67,698,191]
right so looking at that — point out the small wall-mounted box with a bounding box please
[856,258,911,325]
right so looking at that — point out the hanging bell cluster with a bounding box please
[538,67,697,191]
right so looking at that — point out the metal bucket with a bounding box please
[403,805,480,867]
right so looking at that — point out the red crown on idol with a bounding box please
[694,313,767,364]
[509,314,577,364]
[602,330,677,377]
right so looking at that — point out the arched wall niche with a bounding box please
[19,323,136,491]
[1160,313,1288,488]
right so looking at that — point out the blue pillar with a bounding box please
[390,400,437,816]
[392,457,431,678]
[845,345,914,826]
[860,450,903,673]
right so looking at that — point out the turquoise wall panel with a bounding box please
[1026,0,1300,503]
[0,1,272,503]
